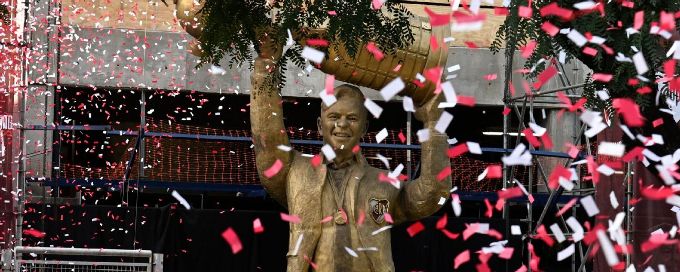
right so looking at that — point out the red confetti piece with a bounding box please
[430,35,439,51]
[518,6,532,18]
[264,159,283,178]
[398,131,406,144]
[523,128,541,148]
[462,223,479,240]
[484,74,498,81]
[447,144,469,158]
[521,40,537,58]
[457,96,476,107]
[311,154,322,167]
[484,198,493,218]
[320,215,333,224]
[366,42,384,61]
[660,11,676,31]
[622,146,644,162]
[535,225,554,246]
[612,98,645,127]
[303,254,319,270]
[325,74,335,94]
[424,6,451,26]
[437,167,452,181]
[454,250,470,269]
[253,218,264,234]
[358,210,365,225]
[352,145,361,154]
[541,21,560,37]
[633,10,644,30]
[306,38,330,47]
[280,212,301,224]
[502,107,511,116]
[498,187,523,200]
[384,212,394,224]
[499,247,514,259]
[486,165,503,179]
[23,229,46,238]
[548,165,572,190]
[327,11,337,16]
[494,7,509,15]
[436,214,447,229]
[556,198,578,217]
[533,65,557,90]
[441,229,460,239]
[541,133,553,149]
[464,41,478,48]
[539,2,574,20]
[592,73,613,82]
[221,227,243,254]
[640,185,677,200]
[406,221,425,237]
[637,86,652,95]
[371,0,384,10]
[652,118,664,128]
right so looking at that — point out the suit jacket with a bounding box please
[261,134,452,271]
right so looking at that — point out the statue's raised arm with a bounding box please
[250,49,293,208]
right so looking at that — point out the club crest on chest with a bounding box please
[369,198,389,224]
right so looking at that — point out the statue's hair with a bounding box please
[320,84,367,117]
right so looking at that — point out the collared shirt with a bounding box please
[314,157,373,271]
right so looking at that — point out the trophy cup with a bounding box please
[174,0,449,105]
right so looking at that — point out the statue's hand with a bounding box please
[414,92,443,124]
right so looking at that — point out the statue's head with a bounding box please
[317,84,369,159]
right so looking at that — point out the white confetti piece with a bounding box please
[435,111,453,133]
[319,90,337,107]
[372,225,392,235]
[567,29,588,47]
[277,145,292,152]
[380,77,405,101]
[566,217,584,242]
[389,163,404,179]
[597,164,615,176]
[321,144,336,161]
[345,247,358,257]
[441,81,457,105]
[376,153,390,169]
[447,64,461,73]
[376,128,388,144]
[357,247,378,251]
[403,96,415,112]
[502,143,532,166]
[302,46,324,64]
[171,190,191,210]
[467,142,482,154]
[208,65,226,75]
[528,122,546,136]
[452,194,462,216]
[598,142,625,157]
[610,191,619,209]
[597,230,620,266]
[291,233,304,256]
[550,223,566,243]
[580,195,600,217]
[632,52,649,75]
[438,197,447,205]
[364,98,383,118]
[665,194,680,207]
[573,1,597,10]
[557,244,575,261]
[511,225,522,235]
[417,129,430,143]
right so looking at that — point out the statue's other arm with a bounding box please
[397,96,452,222]
[250,56,293,208]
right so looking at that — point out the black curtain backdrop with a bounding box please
[23,203,557,271]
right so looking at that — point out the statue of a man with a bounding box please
[250,52,452,271]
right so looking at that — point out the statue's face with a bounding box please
[318,96,368,155]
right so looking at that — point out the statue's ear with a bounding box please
[317,117,323,136]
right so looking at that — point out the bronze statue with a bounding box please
[171,1,452,270]
[251,55,451,271]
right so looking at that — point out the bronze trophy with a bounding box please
[174,1,452,271]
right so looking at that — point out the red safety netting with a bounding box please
[59,118,542,192]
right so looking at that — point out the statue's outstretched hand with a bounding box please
[414,92,444,124]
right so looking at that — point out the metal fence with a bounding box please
[5,247,162,272]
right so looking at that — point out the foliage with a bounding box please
[185,0,413,85]
[492,0,680,102]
